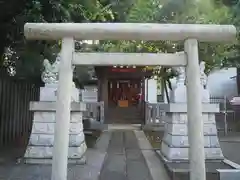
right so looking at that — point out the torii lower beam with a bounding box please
[23,23,237,180]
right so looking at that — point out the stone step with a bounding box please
[106,113,142,118]
[106,114,142,118]
[106,112,142,117]
[106,116,142,120]
[107,124,141,130]
[106,108,141,114]
[106,107,143,123]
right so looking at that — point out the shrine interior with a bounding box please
[95,66,153,124]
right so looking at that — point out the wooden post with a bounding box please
[51,37,74,180]
[185,39,206,180]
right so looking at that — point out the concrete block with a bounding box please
[218,169,240,180]
[165,113,216,124]
[163,133,221,148]
[165,123,218,136]
[40,86,79,102]
[69,133,85,146]
[29,133,85,146]
[31,121,83,134]
[161,142,224,161]
[30,101,86,112]
[25,142,87,159]
[34,111,83,123]
[69,122,84,134]
[160,103,219,113]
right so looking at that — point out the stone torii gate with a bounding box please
[24,23,236,180]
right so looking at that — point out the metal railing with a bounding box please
[144,96,238,135]
[210,96,236,134]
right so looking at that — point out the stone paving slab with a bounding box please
[99,131,154,180]
[126,149,143,160]
[134,130,170,180]
[127,160,153,180]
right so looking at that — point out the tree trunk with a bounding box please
[164,79,170,103]
[0,24,10,64]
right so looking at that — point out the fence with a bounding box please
[0,68,41,147]
[83,101,104,123]
[210,96,237,134]
[144,96,240,134]
[145,102,165,125]
[79,89,105,123]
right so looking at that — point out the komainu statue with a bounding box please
[41,54,60,85]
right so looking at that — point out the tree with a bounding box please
[220,0,240,93]
[220,0,240,66]
[96,0,236,101]
[1,0,237,87]
[1,0,115,80]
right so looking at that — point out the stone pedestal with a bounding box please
[40,84,79,102]
[24,102,86,164]
[170,85,210,103]
[24,84,87,164]
[160,103,224,162]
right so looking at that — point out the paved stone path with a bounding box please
[99,131,153,180]
[2,130,240,180]
[0,131,158,180]
[0,132,110,180]
[219,132,240,165]
[0,150,108,180]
